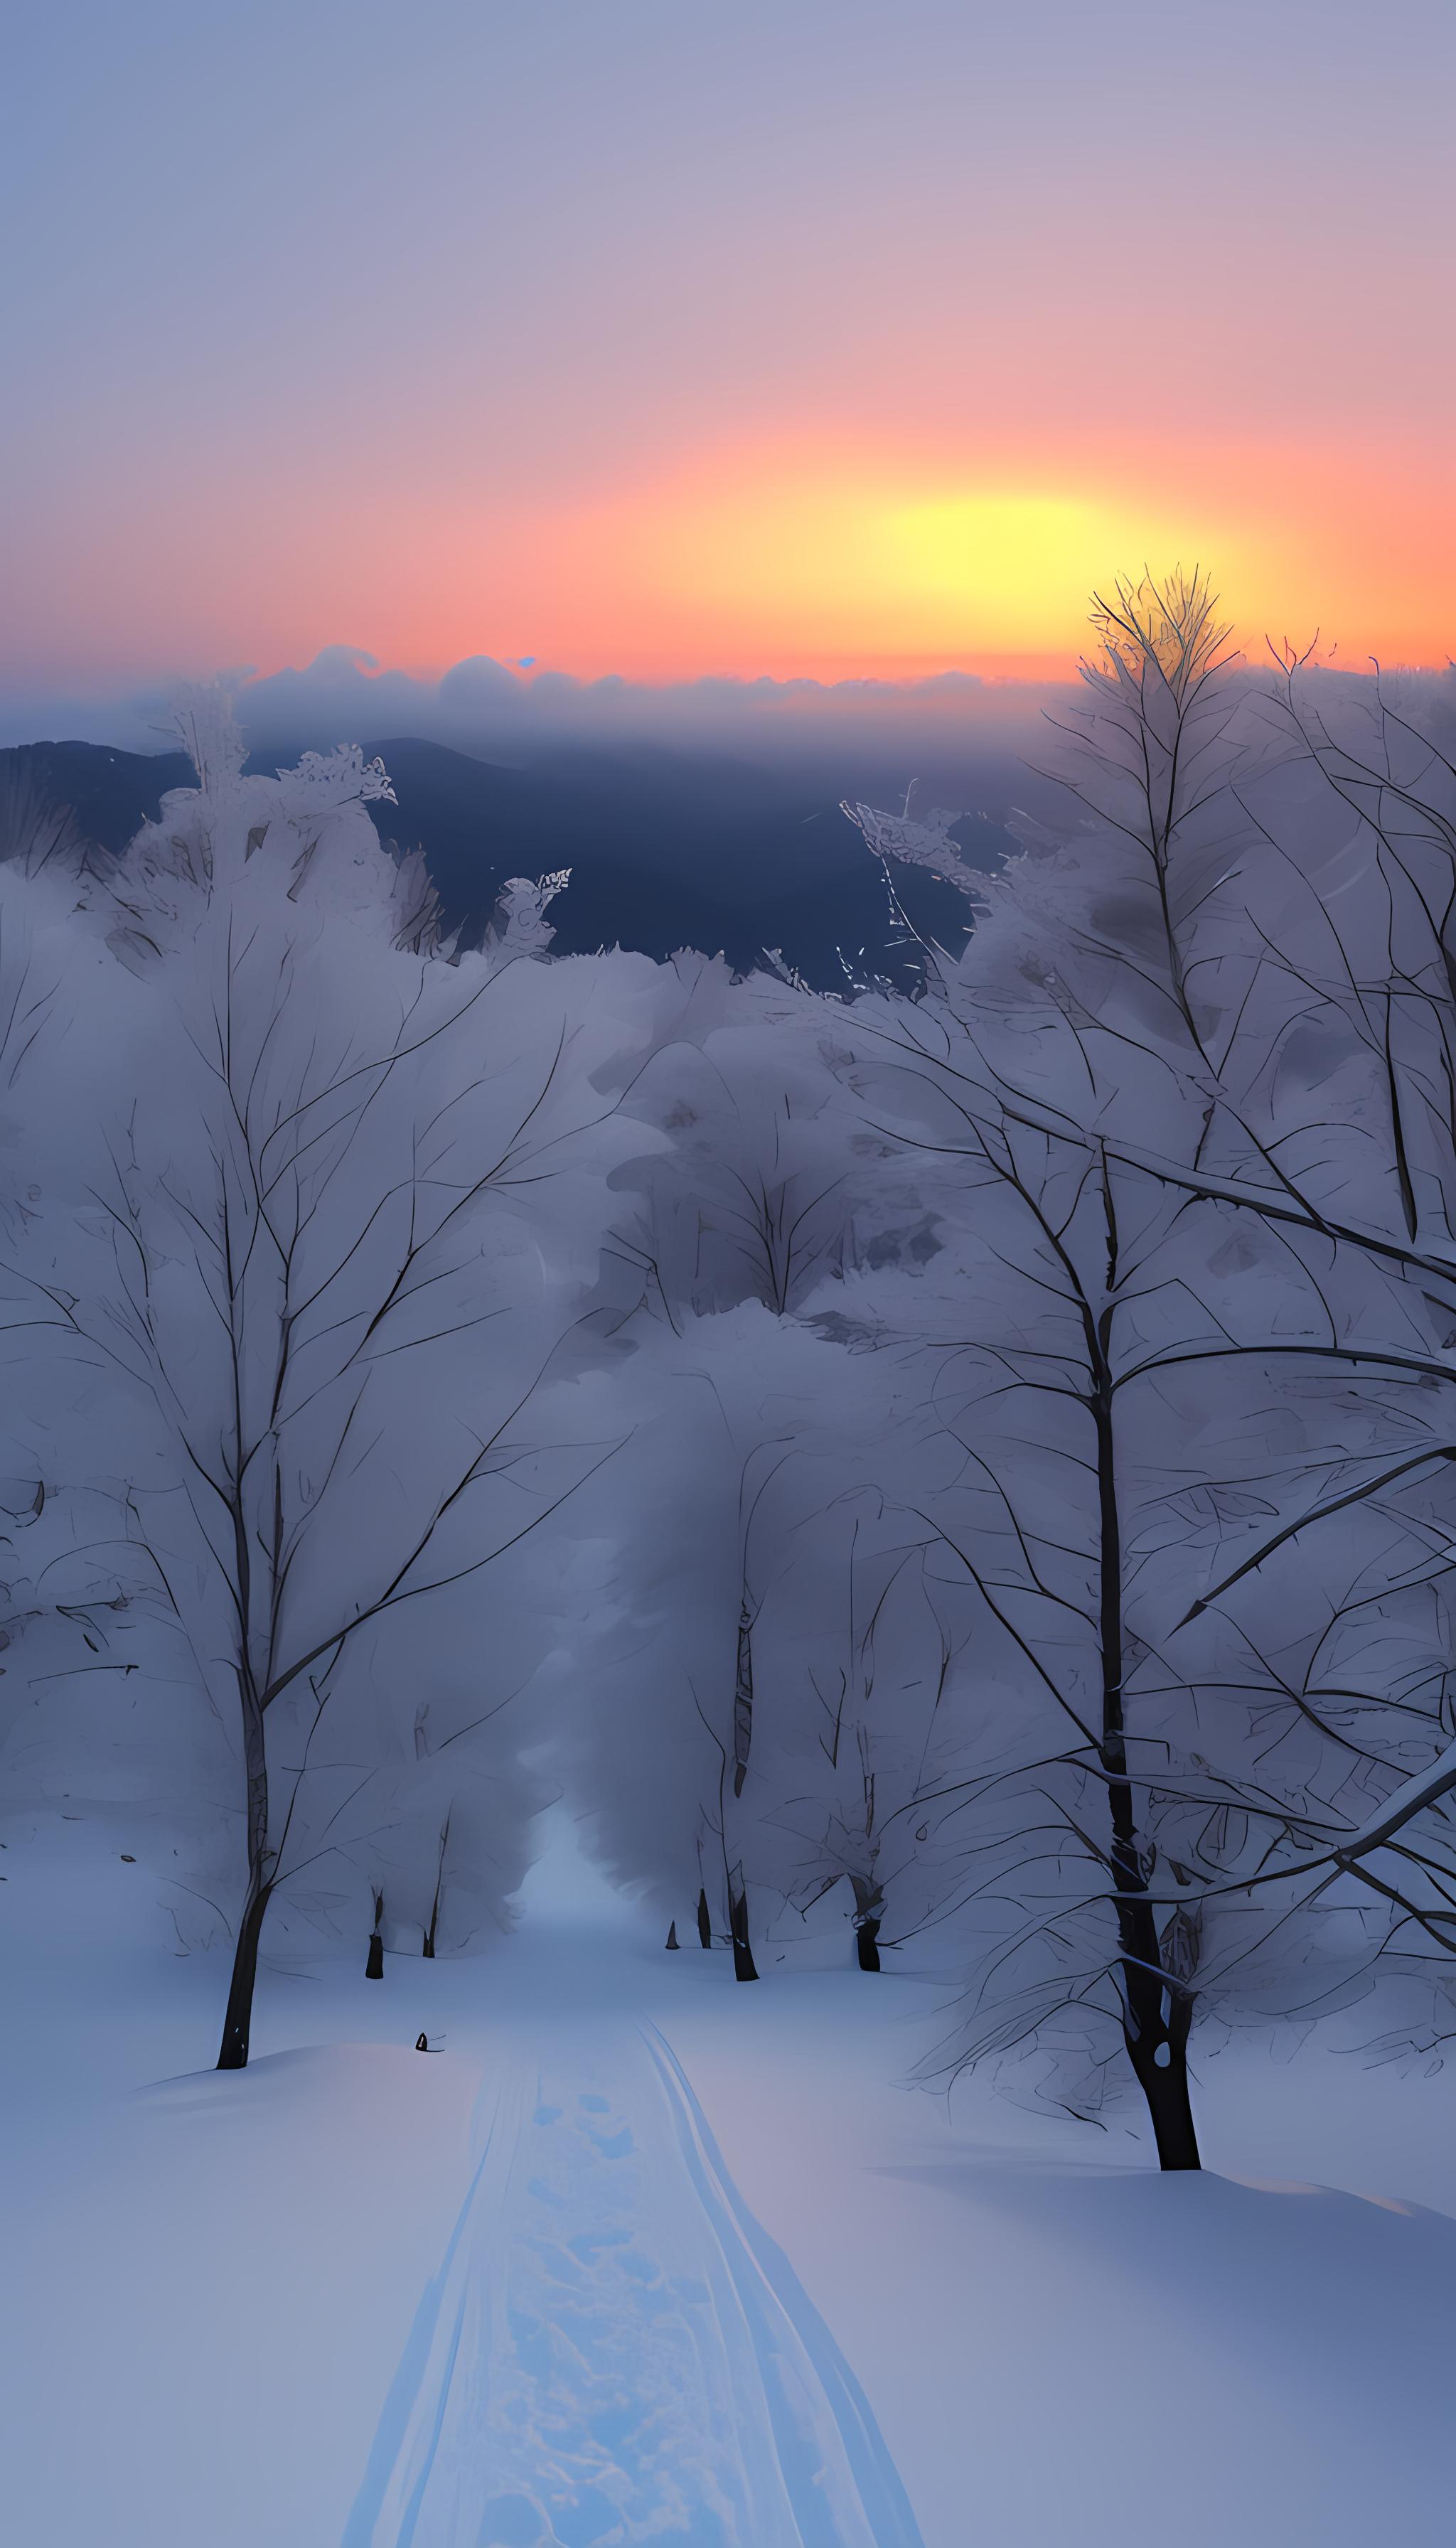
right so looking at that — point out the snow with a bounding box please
[343,2025,920,2546]
[4,1810,1455,2547]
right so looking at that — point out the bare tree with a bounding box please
[610,963,862,1327]
[830,582,1456,2160]
[756,1484,973,1974]
[14,697,643,2064]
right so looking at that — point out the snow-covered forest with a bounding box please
[8,576,1456,2182]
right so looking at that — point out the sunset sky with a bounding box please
[4,0,1452,708]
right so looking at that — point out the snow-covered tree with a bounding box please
[834,580,1456,2162]
[752,1471,977,1971]
[9,578,1456,2190]
[608,958,867,1325]
[0,820,219,1892]
[6,693,660,2063]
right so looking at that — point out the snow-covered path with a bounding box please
[343,2018,924,2548]
[14,1824,1456,2548]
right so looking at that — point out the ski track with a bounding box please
[343,2021,925,2548]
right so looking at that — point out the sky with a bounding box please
[4,0,1452,727]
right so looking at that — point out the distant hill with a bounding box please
[0,734,1017,985]
[0,740,197,856]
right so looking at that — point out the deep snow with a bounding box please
[4,1814,1455,2547]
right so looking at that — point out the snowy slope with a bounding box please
[3,1815,1455,2548]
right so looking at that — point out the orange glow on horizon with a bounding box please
[338,437,1456,690]
[11,432,1453,696]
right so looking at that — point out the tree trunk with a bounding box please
[665,1921,680,1949]
[729,1887,759,1982]
[1123,1971,1199,2170]
[216,1876,272,2070]
[732,1599,754,1798]
[1091,1226,1201,2171]
[696,1886,712,1949]
[216,1668,272,2071]
[850,1875,884,1972]
[365,1930,385,1979]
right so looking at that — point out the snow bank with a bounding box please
[4,1821,1455,2547]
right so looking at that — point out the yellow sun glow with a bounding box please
[620,469,1244,668]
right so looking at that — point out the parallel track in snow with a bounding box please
[343,2022,925,2548]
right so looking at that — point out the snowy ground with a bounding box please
[4,1816,1456,2547]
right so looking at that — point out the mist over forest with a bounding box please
[9,581,1456,2099]
[9,582,1456,2542]
[1,653,1072,985]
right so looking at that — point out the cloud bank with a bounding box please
[1,647,1068,771]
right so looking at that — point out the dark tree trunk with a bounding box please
[696,1887,712,1949]
[1123,1968,1199,2170]
[1090,1180,1200,2170]
[729,1888,759,1982]
[216,1667,272,2071]
[216,1877,272,2070]
[365,1930,385,1979]
[1098,1501,1201,2171]
[732,1599,754,1798]
[850,1874,884,1973]
[665,1921,680,1949]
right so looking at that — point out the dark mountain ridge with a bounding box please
[0,733,1021,984]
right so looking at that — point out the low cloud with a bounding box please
[3,646,1069,774]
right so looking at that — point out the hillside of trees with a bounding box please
[6,576,1456,2168]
